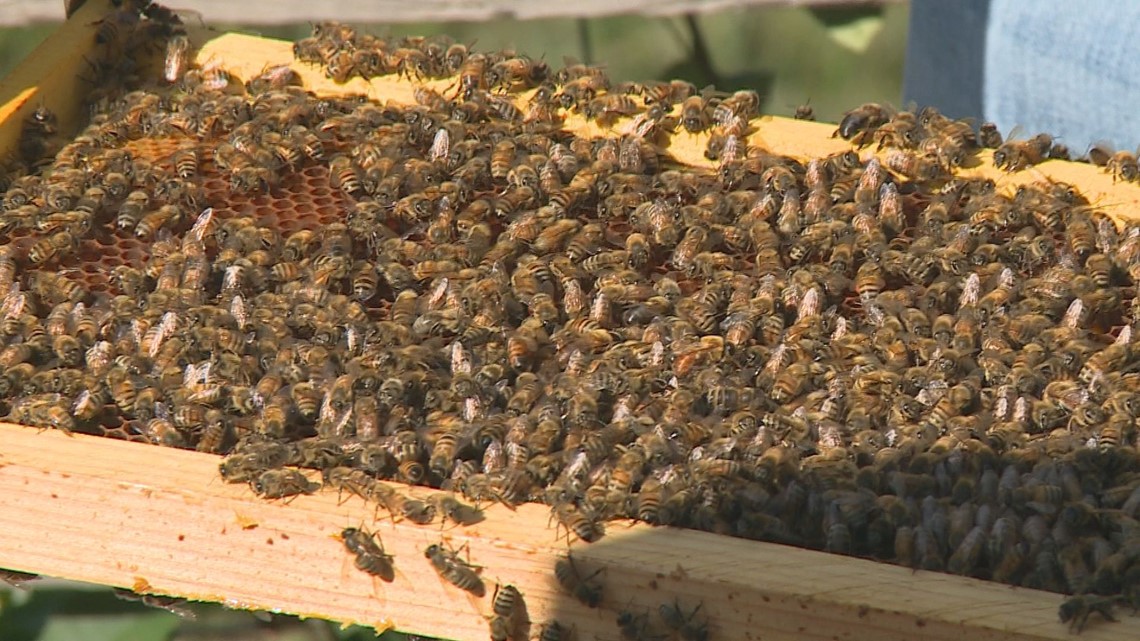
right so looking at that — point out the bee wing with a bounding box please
[698,83,721,99]
[1087,139,1116,165]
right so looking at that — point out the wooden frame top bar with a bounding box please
[198,31,1140,227]
[3,422,1138,640]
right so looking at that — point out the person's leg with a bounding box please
[984,0,1140,152]
[903,0,991,120]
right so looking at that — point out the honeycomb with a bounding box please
[7,7,1140,632]
[0,133,351,297]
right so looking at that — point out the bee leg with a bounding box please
[453,540,475,565]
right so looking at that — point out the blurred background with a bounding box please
[0,1,907,124]
[0,1,906,639]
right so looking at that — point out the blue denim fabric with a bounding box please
[904,0,1140,152]
[903,0,990,121]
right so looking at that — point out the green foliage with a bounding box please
[0,584,179,641]
[0,24,55,80]
[0,583,430,641]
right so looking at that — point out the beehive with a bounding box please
[3,119,349,298]
[4,2,1140,641]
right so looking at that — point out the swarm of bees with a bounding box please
[6,10,1140,636]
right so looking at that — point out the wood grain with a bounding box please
[3,422,1139,641]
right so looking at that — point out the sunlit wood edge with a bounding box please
[2,422,1139,641]
[196,32,1140,227]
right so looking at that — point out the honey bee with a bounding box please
[582,250,630,275]
[115,190,150,232]
[489,139,516,180]
[0,247,16,292]
[10,394,76,433]
[1058,595,1122,633]
[978,122,1002,148]
[945,525,985,576]
[993,133,1052,171]
[386,490,434,524]
[679,94,710,133]
[491,582,523,618]
[883,149,942,181]
[328,154,362,195]
[247,64,302,93]
[140,415,187,448]
[584,94,639,126]
[557,74,609,112]
[428,495,483,524]
[453,53,489,99]
[27,230,78,265]
[554,553,603,608]
[111,587,196,620]
[135,204,182,239]
[658,599,708,641]
[1088,143,1139,182]
[836,103,891,145]
[490,56,549,90]
[425,542,485,596]
[341,527,396,582]
[631,81,687,111]
[30,271,85,306]
[489,583,523,641]
[551,503,604,543]
[194,409,231,454]
[251,468,321,500]
[19,105,59,163]
[162,33,191,84]
[171,147,199,179]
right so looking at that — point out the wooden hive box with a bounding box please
[2,2,1140,640]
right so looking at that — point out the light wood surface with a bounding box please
[197,31,1140,227]
[3,421,1139,641]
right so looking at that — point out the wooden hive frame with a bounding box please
[3,3,1140,640]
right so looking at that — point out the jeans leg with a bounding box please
[984,0,1140,152]
[903,0,991,121]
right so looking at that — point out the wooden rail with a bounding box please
[199,31,1140,227]
[3,422,1138,641]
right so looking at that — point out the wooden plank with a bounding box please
[197,32,1140,227]
[0,0,116,163]
[2,421,1138,641]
